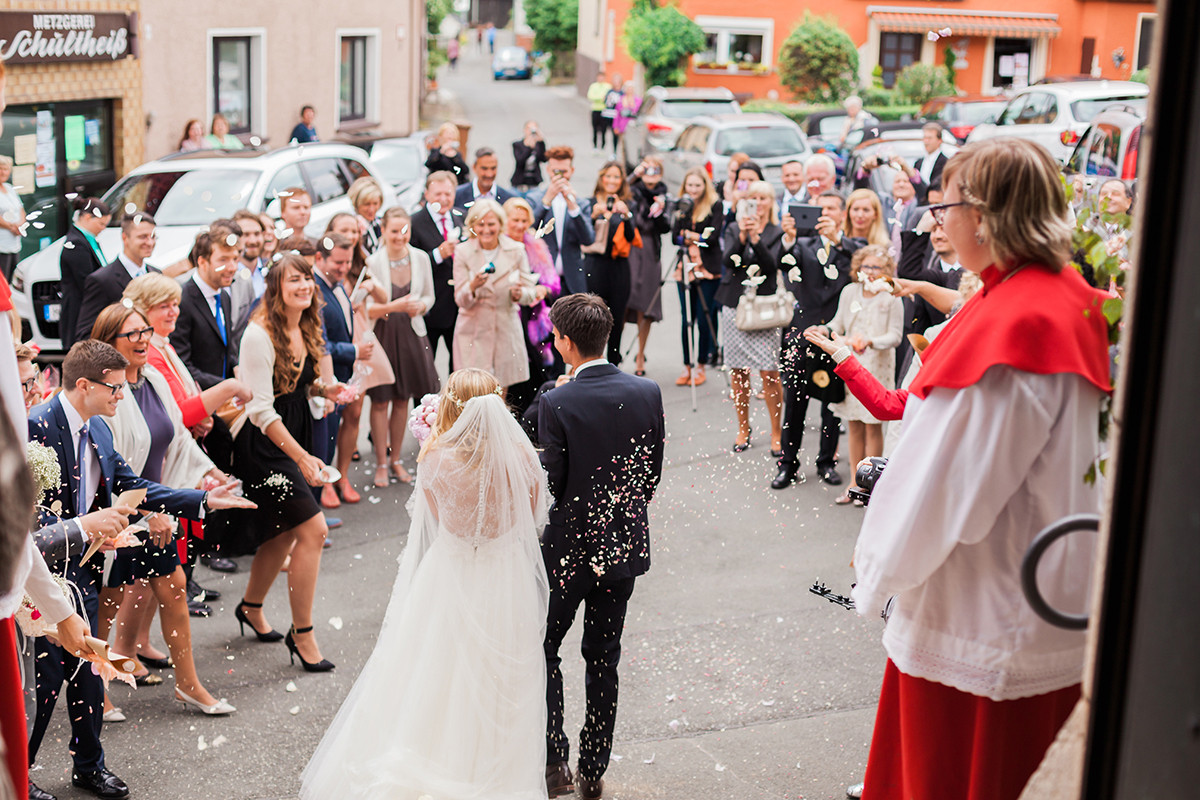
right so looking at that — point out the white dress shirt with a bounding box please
[472,180,495,203]
[118,251,147,280]
[852,367,1103,701]
[919,147,944,185]
[551,194,568,274]
[60,394,101,514]
[572,357,609,378]
[192,272,225,320]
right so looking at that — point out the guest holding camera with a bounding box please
[424,122,470,185]
[625,157,670,376]
[850,139,1112,800]
[819,245,902,505]
[511,120,548,196]
[671,168,723,387]
[584,162,642,364]
[716,181,783,454]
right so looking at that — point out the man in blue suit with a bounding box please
[26,340,252,800]
[312,234,373,507]
[525,294,665,800]
[453,147,515,210]
[528,146,595,296]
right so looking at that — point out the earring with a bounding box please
[975,230,986,245]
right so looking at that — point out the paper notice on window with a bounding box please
[13,134,36,165]
[36,110,53,143]
[35,141,57,188]
[12,165,35,194]
[998,55,1016,78]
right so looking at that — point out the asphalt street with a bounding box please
[30,42,884,800]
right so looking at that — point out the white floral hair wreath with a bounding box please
[445,384,504,410]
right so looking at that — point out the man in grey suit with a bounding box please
[528,145,594,296]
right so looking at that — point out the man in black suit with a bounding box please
[899,122,949,205]
[26,340,251,800]
[409,171,465,367]
[893,214,962,380]
[527,294,665,800]
[774,191,863,490]
[528,145,595,296]
[453,146,515,209]
[58,198,112,350]
[173,221,241,390]
[73,212,159,343]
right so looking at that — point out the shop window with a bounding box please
[212,36,253,134]
[992,38,1033,90]
[879,32,922,88]
[1135,15,1156,71]
[339,33,377,123]
[694,17,774,71]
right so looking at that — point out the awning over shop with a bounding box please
[868,8,1062,38]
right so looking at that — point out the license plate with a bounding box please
[763,167,782,183]
[504,69,516,75]
[42,303,60,323]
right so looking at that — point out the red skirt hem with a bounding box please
[861,659,1079,800]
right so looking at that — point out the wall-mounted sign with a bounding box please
[0,12,133,65]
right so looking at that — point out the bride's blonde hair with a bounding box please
[418,368,506,460]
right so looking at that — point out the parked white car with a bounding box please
[966,80,1149,163]
[659,113,812,194]
[12,143,396,355]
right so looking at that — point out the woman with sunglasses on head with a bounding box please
[584,161,642,364]
[90,302,246,716]
[670,167,723,387]
[624,157,671,376]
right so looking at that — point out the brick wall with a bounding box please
[1,0,143,176]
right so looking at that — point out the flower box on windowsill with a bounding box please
[692,62,772,76]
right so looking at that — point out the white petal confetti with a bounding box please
[700,227,714,238]
[124,202,137,214]
[788,267,802,283]
[668,719,681,731]
[824,265,839,280]
[730,254,741,267]
[368,495,382,504]
[781,253,796,266]
[760,699,776,707]
[329,616,343,630]
[817,248,828,265]
[715,763,726,772]
[211,735,228,748]
[610,754,623,762]
[289,706,301,715]
[285,681,298,692]
[643,754,656,764]
[197,735,207,751]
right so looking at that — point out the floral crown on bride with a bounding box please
[445,385,504,409]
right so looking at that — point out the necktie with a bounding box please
[440,215,449,241]
[214,291,227,345]
[76,422,90,517]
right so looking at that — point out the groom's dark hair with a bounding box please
[550,293,612,358]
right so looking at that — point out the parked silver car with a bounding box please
[11,143,396,354]
[659,113,812,194]
[622,86,741,167]
[967,80,1148,163]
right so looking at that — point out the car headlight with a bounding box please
[10,265,24,292]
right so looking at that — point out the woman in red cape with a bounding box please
[850,138,1112,800]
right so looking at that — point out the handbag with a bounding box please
[352,309,394,391]
[735,284,795,331]
[581,215,609,255]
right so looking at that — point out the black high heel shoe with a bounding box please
[285,626,335,672]
[235,600,284,643]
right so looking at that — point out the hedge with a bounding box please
[742,100,923,126]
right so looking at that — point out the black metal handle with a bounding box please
[1021,513,1101,631]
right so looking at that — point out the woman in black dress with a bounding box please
[626,157,671,375]
[671,167,724,387]
[225,254,345,672]
[584,161,640,364]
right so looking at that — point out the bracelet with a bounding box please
[831,346,853,364]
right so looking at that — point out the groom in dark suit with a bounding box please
[528,294,665,800]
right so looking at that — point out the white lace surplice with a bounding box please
[300,395,551,800]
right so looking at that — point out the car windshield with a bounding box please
[1071,96,1147,123]
[715,126,805,158]
[661,100,739,119]
[371,145,423,186]
[104,169,258,226]
[954,101,1007,124]
[818,115,849,136]
[496,48,526,63]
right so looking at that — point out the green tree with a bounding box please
[777,13,859,103]
[425,0,453,81]
[943,45,957,87]
[894,62,956,105]
[525,0,579,73]
[623,3,706,87]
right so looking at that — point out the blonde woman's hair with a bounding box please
[347,176,384,214]
[679,167,718,223]
[420,368,504,460]
[849,243,897,282]
[463,198,507,234]
[746,180,778,225]
[843,189,891,247]
[123,272,182,317]
[0,155,13,169]
[502,196,534,226]
[941,138,1071,272]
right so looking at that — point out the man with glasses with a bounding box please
[26,339,252,800]
[73,212,160,343]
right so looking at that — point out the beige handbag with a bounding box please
[735,284,795,331]
[581,215,609,255]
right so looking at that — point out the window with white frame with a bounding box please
[337,31,378,125]
[694,17,774,69]
[213,36,252,133]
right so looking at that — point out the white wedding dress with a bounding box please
[300,395,551,800]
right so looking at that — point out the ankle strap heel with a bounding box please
[284,626,335,673]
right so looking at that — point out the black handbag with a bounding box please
[801,345,846,404]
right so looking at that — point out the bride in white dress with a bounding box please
[300,368,550,800]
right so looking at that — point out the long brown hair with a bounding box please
[591,161,631,202]
[91,302,147,347]
[253,253,326,394]
[679,167,718,223]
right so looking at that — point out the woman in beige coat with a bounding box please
[452,199,541,388]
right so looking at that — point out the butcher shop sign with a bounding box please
[0,12,134,64]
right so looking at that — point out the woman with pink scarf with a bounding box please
[501,197,559,416]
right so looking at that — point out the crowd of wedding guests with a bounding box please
[0,99,1129,798]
